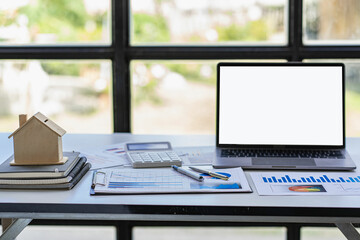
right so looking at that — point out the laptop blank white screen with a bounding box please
[219,65,343,146]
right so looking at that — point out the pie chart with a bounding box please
[289,185,322,192]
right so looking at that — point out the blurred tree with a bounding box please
[317,0,360,93]
[319,0,360,40]
[132,13,170,43]
[217,20,268,42]
[42,62,77,76]
[7,0,108,76]
[166,63,215,84]
[18,0,105,42]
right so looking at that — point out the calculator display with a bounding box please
[126,142,171,151]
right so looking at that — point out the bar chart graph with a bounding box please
[261,174,360,184]
[250,172,360,195]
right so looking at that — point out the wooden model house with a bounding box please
[8,112,67,165]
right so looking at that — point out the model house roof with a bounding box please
[8,112,66,139]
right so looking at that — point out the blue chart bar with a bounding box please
[261,174,360,184]
[324,175,331,183]
[286,175,292,182]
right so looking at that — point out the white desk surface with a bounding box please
[1,133,360,222]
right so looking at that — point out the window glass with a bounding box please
[303,0,360,44]
[0,60,112,133]
[18,226,116,240]
[0,0,111,45]
[131,60,285,134]
[130,0,287,45]
[134,226,286,240]
[301,227,349,240]
[304,59,360,137]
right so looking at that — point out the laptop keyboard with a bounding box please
[221,149,345,159]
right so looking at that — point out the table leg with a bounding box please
[286,224,301,240]
[0,218,32,240]
[1,219,13,232]
[116,222,132,240]
[336,223,360,240]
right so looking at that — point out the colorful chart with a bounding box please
[108,181,182,188]
[288,185,326,192]
[262,174,360,184]
[105,147,125,155]
[191,182,241,189]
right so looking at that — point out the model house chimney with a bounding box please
[19,114,27,127]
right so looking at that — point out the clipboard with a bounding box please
[89,167,252,195]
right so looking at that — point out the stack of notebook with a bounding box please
[0,152,91,189]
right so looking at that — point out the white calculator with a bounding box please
[125,142,182,168]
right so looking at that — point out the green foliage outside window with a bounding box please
[18,0,106,42]
[132,13,170,44]
[166,63,216,85]
[217,20,268,42]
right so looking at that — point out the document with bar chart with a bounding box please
[250,172,360,195]
[91,167,251,194]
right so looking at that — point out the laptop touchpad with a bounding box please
[252,158,316,166]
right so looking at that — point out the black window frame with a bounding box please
[1,0,360,133]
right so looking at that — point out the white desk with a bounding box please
[1,133,360,240]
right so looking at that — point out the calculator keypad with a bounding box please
[128,151,182,168]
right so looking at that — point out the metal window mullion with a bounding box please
[300,46,360,59]
[113,0,131,132]
[0,47,113,59]
[288,0,303,62]
[126,46,293,60]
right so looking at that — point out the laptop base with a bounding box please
[213,150,356,170]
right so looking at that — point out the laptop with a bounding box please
[213,62,356,170]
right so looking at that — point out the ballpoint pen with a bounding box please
[189,166,229,180]
[172,165,204,182]
[91,171,97,189]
